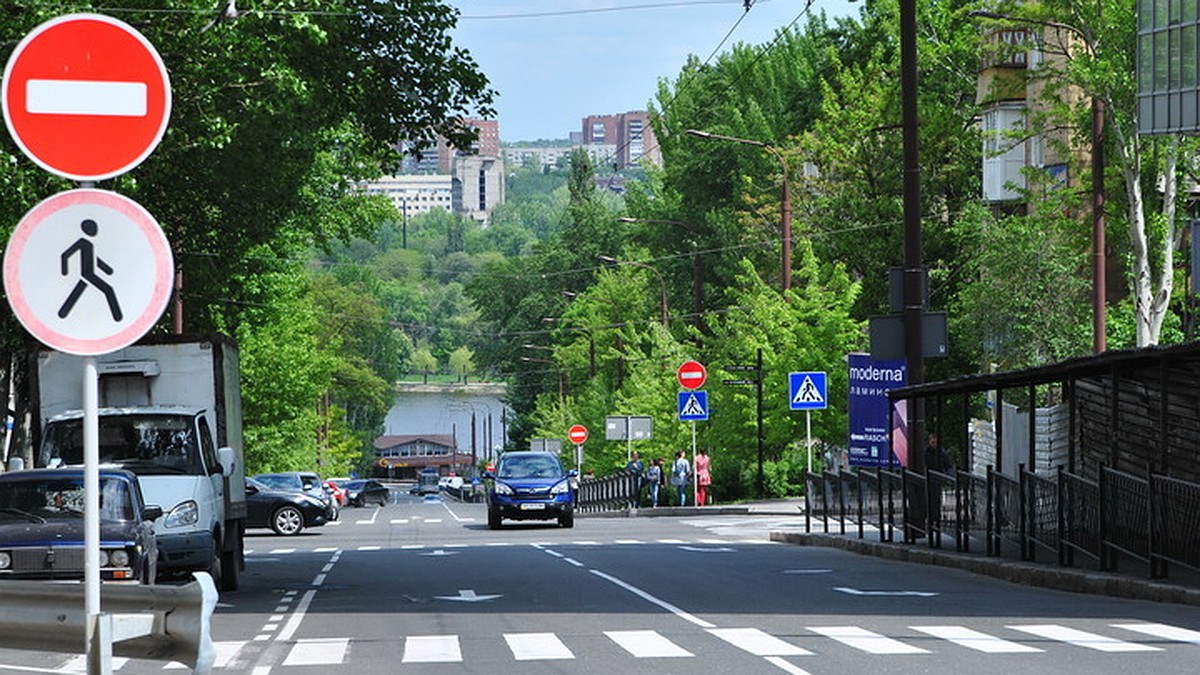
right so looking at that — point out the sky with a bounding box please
[446,0,861,142]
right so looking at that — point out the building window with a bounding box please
[982,104,1028,202]
[478,168,487,211]
[591,122,606,144]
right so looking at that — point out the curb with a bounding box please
[771,531,1200,607]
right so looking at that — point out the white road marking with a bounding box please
[590,569,715,628]
[357,545,381,551]
[276,589,317,641]
[765,656,814,674]
[807,626,929,654]
[1112,622,1200,646]
[403,635,462,663]
[283,638,350,665]
[605,630,693,657]
[911,626,1041,653]
[27,80,147,116]
[1008,625,1161,652]
[708,627,812,656]
[390,518,409,524]
[268,548,295,554]
[505,632,575,660]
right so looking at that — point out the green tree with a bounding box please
[449,346,475,383]
[410,348,439,384]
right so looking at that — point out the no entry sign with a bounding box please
[567,424,588,445]
[3,189,173,355]
[677,360,707,390]
[2,14,171,181]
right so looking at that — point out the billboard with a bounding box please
[847,353,906,468]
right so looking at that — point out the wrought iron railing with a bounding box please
[803,463,1200,581]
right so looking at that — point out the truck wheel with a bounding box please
[272,505,305,536]
[219,530,242,592]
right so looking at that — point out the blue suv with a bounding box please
[484,452,577,529]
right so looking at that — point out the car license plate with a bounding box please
[519,503,546,510]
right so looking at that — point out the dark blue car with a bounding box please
[484,451,577,529]
[0,468,161,583]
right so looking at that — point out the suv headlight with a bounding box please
[550,480,571,495]
[164,500,199,528]
[493,482,514,495]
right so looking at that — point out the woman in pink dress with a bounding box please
[694,448,712,506]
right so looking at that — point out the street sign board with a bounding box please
[789,371,828,411]
[3,189,173,356]
[529,438,562,453]
[677,360,707,390]
[605,415,653,441]
[567,424,588,445]
[2,14,171,181]
[678,391,709,421]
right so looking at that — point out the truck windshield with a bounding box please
[40,415,201,475]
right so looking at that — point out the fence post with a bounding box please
[986,465,996,557]
[1098,463,1111,571]
[1056,465,1067,567]
[838,473,847,535]
[1147,462,1163,579]
[856,470,865,540]
[1018,463,1030,561]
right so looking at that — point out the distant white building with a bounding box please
[502,144,618,173]
[361,174,454,218]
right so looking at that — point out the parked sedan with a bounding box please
[342,479,390,507]
[0,468,161,583]
[253,471,338,521]
[244,477,331,536]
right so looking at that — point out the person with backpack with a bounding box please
[645,457,663,507]
[671,449,691,506]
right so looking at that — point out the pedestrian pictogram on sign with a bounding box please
[678,391,709,421]
[789,371,828,410]
[2,14,172,181]
[3,189,173,356]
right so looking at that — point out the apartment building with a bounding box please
[361,174,454,218]
[580,111,662,169]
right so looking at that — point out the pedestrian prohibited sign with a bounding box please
[3,189,173,355]
[789,371,828,411]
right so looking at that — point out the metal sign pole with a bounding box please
[84,355,111,675]
[806,410,813,474]
[690,421,697,506]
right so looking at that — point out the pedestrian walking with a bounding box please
[671,450,691,506]
[694,448,712,506]
[646,458,663,507]
[625,451,645,505]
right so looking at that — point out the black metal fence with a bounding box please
[576,470,641,513]
[804,463,1200,580]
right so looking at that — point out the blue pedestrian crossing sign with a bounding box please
[789,371,828,410]
[678,390,709,421]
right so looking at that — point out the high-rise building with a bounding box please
[580,111,661,169]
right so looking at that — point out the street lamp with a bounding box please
[617,217,704,327]
[596,255,669,327]
[685,129,792,293]
[969,9,1106,353]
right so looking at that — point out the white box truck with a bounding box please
[32,333,246,591]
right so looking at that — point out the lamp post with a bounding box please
[617,217,704,328]
[685,129,792,293]
[597,255,669,327]
[969,9,1106,353]
[520,355,565,397]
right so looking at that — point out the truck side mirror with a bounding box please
[142,505,164,522]
[217,447,235,477]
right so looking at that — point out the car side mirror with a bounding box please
[482,470,495,480]
[245,483,259,496]
[568,469,579,477]
[141,505,163,522]
[217,447,235,477]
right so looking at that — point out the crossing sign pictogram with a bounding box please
[789,371,828,411]
[678,390,709,421]
[3,189,173,356]
[2,14,172,181]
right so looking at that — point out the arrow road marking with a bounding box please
[833,586,939,597]
[27,80,147,116]
[435,589,502,602]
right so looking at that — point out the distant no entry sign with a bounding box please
[677,360,707,390]
[2,14,171,181]
[567,424,588,445]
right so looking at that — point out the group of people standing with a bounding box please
[626,449,712,507]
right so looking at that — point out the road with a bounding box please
[1,488,1198,674]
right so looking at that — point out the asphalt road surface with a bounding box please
[1,488,1198,674]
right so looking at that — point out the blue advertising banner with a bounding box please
[847,353,907,468]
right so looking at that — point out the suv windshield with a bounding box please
[498,454,564,479]
[41,414,201,475]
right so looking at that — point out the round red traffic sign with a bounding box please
[567,424,589,445]
[2,14,171,181]
[3,189,174,356]
[677,360,707,390]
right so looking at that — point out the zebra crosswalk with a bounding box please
[49,621,1199,670]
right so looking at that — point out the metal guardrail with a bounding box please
[803,464,1200,581]
[575,470,640,513]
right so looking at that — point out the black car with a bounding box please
[244,477,331,536]
[342,479,389,507]
[0,468,161,583]
[252,471,338,521]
